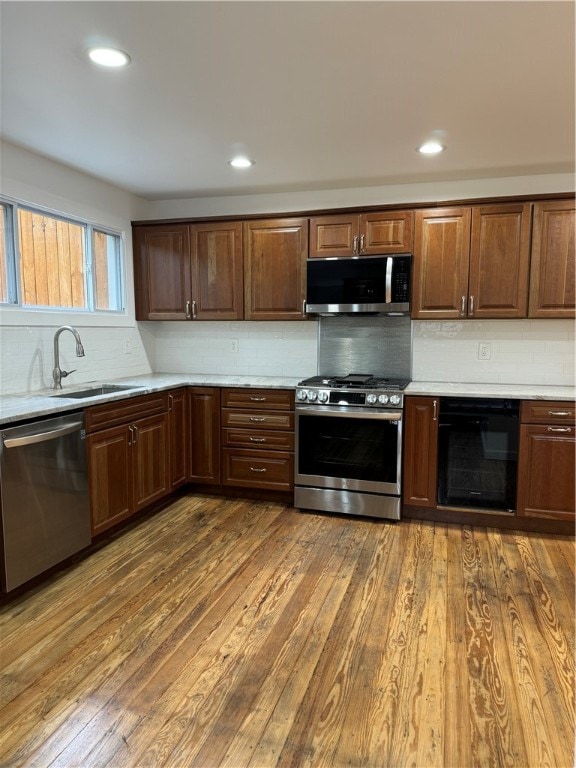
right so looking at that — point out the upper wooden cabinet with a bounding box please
[412,203,531,319]
[133,224,192,320]
[133,222,243,321]
[243,218,308,320]
[528,200,575,318]
[309,210,413,258]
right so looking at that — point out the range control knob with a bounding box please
[389,394,401,406]
[366,393,377,405]
[378,394,389,405]
[307,390,318,402]
[317,390,329,403]
[296,389,308,401]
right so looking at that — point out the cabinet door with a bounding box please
[516,424,575,520]
[191,222,244,320]
[168,389,188,490]
[469,204,531,318]
[529,200,575,318]
[133,225,191,320]
[402,396,439,507]
[244,218,308,320]
[361,210,413,254]
[87,425,133,536]
[412,208,471,318]
[189,387,221,484]
[132,413,169,512]
[309,214,359,258]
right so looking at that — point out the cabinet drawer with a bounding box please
[221,410,294,431]
[520,400,575,425]
[222,428,294,451]
[221,388,293,410]
[221,448,294,490]
[85,393,169,432]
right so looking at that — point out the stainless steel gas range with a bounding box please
[294,374,409,520]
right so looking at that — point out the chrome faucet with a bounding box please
[52,326,85,389]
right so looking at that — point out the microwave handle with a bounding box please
[385,257,393,304]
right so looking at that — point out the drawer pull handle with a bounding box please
[548,411,571,417]
[249,397,266,402]
[250,466,267,473]
[249,417,266,422]
[249,437,266,443]
[548,426,572,433]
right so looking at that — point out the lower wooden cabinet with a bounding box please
[86,394,170,536]
[402,396,439,507]
[221,387,295,491]
[168,388,188,490]
[516,400,575,520]
[188,387,221,484]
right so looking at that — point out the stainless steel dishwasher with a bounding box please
[0,412,91,592]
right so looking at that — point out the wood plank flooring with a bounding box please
[0,494,574,768]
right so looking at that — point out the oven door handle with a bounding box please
[296,407,402,421]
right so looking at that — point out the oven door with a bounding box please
[295,405,402,495]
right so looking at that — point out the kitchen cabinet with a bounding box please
[309,210,413,258]
[133,221,243,321]
[412,203,531,319]
[528,200,575,318]
[221,388,294,491]
[243,218,308,320]
[168,388,188,490]
[133,225,191,320]
[188,387,221,484]
[86,393,170,535]
[402,396,439,507]
[516,400,575,520]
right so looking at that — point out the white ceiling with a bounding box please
[1,1,574,201]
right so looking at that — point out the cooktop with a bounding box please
[298,374,410,391]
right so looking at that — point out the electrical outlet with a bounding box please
[124,340,131,354]
[230,338,239,353]
[478,342,491,360]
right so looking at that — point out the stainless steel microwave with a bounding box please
[305,254,411,315]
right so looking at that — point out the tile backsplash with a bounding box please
[1,318,573,396]
[412,319,574,385]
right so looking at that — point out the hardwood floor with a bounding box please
[0,494,574,768]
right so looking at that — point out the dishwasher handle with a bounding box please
[2,421,84,449]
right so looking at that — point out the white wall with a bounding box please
[1,140,574,394]
[140,173,575,220]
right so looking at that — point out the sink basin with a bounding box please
[51,385,142,400]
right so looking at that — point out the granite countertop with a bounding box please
[0,374,303,425]
[0,373,574,426]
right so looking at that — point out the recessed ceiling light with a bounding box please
[87,47,131,68]
[418,141,446,155]
[229,156,255,169]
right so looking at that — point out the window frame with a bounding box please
[0,196,126,315]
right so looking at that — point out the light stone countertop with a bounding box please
[0,373,574,426]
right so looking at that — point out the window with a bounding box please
[0,199,125,312]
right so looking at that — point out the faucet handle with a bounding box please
[61,369,76,378]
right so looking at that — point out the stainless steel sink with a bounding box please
[51,385,142,400]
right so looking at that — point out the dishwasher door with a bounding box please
[0,412,91,591]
